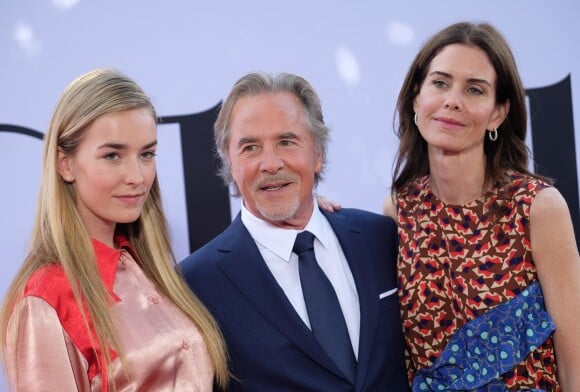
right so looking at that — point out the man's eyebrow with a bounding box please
[237,136,257,147]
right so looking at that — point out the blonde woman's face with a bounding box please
[57,108,157,242]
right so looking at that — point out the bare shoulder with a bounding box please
[382,194,397,220]
[531,186,570,221]
[529,187,580,388]
[530,186,578,264]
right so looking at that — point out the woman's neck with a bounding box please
[87,225,117,249]
[428,150,487,205]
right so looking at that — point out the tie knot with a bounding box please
[293,231,315,255]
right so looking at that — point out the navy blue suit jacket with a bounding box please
[179,208,409,391]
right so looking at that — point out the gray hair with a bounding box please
[214,72,329,194]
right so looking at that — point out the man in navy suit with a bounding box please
[179,72,408,391]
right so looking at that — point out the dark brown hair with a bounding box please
[392,21,548,192]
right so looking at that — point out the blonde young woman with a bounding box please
[0,69,228,391]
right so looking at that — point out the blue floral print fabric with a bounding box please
[412,281,555,392]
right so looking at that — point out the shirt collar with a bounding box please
[90,233,134,292]
[240,197,330,262]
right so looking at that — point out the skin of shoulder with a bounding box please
[382,194,397,220]
[530,186,580,390]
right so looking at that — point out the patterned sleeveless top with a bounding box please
[395,171,559,391]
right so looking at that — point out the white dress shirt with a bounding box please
[240,199,361,357]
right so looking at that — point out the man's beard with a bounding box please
[254,172,301,222]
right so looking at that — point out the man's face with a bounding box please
[227,91,322,229]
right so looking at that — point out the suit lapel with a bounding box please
[323,210,380,390]
[214,215,346,379]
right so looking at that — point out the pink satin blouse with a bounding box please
[5,238,214,391]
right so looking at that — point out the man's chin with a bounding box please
[256,199,307,228]
[258,209,295,223]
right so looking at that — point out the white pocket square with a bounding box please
[379,287,398,299]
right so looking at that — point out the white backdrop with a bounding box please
[1,1,579,389]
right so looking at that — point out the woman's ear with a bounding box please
[57,149,74,183]
[490,99,510,130]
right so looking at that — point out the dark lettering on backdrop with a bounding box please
[2,77,579,250]
[159,103,231,253]
[526,75,580,248]
[0,124,43,139]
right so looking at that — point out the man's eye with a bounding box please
[279,140,294,147]
[242,145,257,152]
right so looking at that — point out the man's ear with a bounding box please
[57,149,74,183]
[314,151,323,174]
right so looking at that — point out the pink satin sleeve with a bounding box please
[5,296,92,392]
[6,249,214,391]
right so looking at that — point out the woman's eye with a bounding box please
[104,152,119,160]
[468,86,484,95]
[432,80,446,88]
[141,151,157,159]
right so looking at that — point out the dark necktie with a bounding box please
[293,231,356,383]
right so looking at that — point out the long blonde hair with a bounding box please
[0,69,228,389]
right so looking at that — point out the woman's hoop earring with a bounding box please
[488,128,498,142]
[414,112,418,126]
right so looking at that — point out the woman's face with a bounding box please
[413,43,509,158]
[57,108,157,240]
